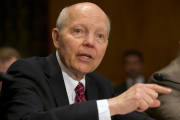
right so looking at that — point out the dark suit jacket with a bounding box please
[147,57,180,120]
[1,52,153,120]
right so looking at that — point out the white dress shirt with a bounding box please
[56,51,111,120]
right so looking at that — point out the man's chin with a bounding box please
[75,66,94,75]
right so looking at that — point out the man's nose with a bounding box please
[82,34,95,48]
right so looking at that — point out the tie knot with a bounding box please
[75,82,85,95]
[75,82,86,102]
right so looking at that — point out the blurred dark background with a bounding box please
[0,0,48,57]
[1,0,180,85]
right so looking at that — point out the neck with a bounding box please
[70,70,84,81]
[61,64,85,81]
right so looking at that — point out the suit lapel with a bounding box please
[85,75,98,100]
[45,52,99,105]
[45,52,69,107]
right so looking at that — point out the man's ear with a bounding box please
[52,28,60,48]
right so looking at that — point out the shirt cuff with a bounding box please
[97,99,111,120]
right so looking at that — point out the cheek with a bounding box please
[62,41,82,66]
[92,47,107,69]
[97,46,107,61]
[59,36,77,55]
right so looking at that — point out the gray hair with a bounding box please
[56,6,111,38]
[56,7,69,32]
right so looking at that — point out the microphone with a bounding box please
[153,73,180,84]
[153,73,169,82]
[0,72,13,81]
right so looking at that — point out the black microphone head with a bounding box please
[153,73,168,81]
[153,73,162,81]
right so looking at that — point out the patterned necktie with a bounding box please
[75,82,86,103]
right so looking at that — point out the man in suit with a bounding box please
[114,49,145,95]
[147,55,180,120]
[1,2,171,120]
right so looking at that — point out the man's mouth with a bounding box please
[77,53,93,62]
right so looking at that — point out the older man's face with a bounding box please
[54,5,109,75]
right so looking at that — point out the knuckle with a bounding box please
[134,92,141,101]
[154,92,158,98]
[152,84,158,89]
[141,103,149,111]
[144,105,149,110]
[134,85,143,93]
[149,99,154,105]
[135,83,146,90]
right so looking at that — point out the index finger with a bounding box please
[145,84,172,94]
